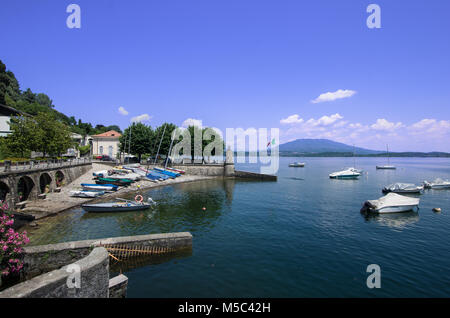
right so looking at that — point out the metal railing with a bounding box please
[1,157,92,173]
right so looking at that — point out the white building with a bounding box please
[0,104,25,136]
[91,130,121,158]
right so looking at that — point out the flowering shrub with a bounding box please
[0,201,30,278]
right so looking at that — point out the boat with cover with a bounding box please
[423,178,450,189]
[82,198,154,213]
[289,162,305,167]
[329,168,361,179]
[81,183,118,192]
[70,190,105,198]
[150,169,177,179]
[382,183,424,194]
[153,167,181,177]
[147,170,170,180]
[361,193,420,214]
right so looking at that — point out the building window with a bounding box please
[108,146,113,157]
[99,146,103,154]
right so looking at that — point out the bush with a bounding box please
[0,202,30,278]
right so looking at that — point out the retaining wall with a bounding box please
[0,247,109,298]
[22,232,193,280]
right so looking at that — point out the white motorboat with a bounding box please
[382,183,424,194]
[423,178,450,189]
[347,167,363,174]
[329,168,360,179]
[289,162,305,167]
[70,190,105,198]
[361,193,420,214]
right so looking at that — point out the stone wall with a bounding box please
[172,164,226,176]
[108,274,128,298]
[0,247,109,298]
[0,162,92,209]
[22,232,193,280]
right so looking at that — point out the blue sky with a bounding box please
[1,0,449,151]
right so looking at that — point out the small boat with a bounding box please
[70,190,105,198]
[147,170,170,180]
[81,183,118,192]
[423,178,450,189]
[361,193,420,214]
[329,168,360,179]
[151,169,177,178]
[166,167,185,174]
[376,144,396,169]
[96,177,134,186]
[382,183,424,194]
[82,200,153,213]
[153,167,181,177]
[376,165,396,170]
[93,170,109,178]
[289,162,305,167]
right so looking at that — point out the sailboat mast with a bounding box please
[387,144,390,165]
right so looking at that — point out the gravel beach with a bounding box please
[20,163,214,220]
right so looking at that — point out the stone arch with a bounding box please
[0,181,10,203]
[39,173,52,194]
[17,176,35,202]
[55,170,65,187]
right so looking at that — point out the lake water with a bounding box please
[25,157,450,297]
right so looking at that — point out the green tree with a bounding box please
[33,112,73,157]
[119,122,153,162]
[2,116,37,158]
[152,123,177,158]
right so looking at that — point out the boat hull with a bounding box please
[377,205,419,214]
[376,166,396,170]
[82,203,151,213]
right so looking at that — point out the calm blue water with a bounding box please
[26,157,450,297]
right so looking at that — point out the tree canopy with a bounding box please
[0,59,121,137]
[119,122,154,161]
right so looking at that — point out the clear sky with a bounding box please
[1,0,449,151]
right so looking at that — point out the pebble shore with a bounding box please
[20,163,214,220]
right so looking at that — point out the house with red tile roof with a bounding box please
[91,130,121,158]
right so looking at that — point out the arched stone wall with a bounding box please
[17,176,36,202]
[39,173,52,194]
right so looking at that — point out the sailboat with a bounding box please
[376,145,396,170]
[346,144,363,173]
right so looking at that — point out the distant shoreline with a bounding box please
[279,152,450,158]
[235,152,450,158]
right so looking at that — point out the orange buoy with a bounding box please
[135,195,144,203]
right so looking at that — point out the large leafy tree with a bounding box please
[119,122,153,162]
[3,113,73,158]
[2,116,37,158]
[151,123,177,159]
[172,125,224,162]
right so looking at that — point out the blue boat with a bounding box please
[153,167,180,178]
[147,170,171,180]
[146,173,163,181]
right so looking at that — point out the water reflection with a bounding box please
[362,211,420,229]
[109,248,193,274]
[26,178,237,246]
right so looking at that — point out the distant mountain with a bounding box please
[279,139,382,155]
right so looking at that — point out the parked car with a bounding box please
[99,155,114,161]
